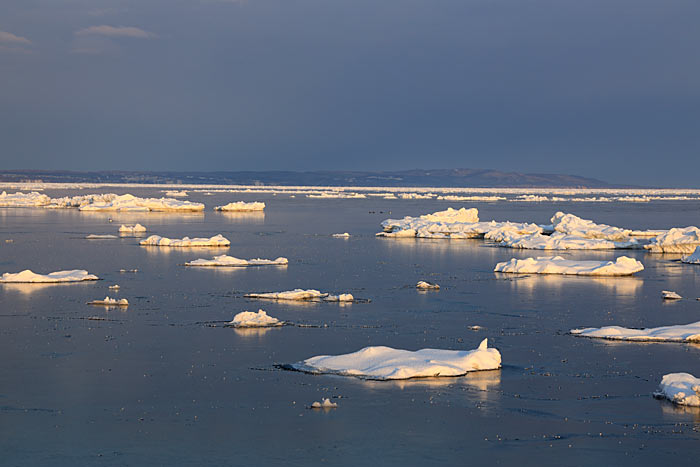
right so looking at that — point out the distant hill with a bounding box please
[0,168,621,188]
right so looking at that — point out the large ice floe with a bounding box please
[214,201,265,212]
[185,255,288,267]
[570,320,700,342]
[550,212,638,241]
[0,191,51,207]
[654,373,700,407]
[228,310,283,328]
[245,289,354,302]
[88,296,129,306]
[119,224,147,234]
[139,234,230,247]
[289,338,501,380]
[494,256,644,276]
[0,269,99,283]
[79,194,204,212]
[496,232,639,250]
[681,246,700,264]
[644,227,700,254]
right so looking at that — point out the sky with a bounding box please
[0,0,698,187]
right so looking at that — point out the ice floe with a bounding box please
[644,227,700,254]
[245,289,354,302]
[654,373,700,406]
[289,338,501,380]
[108,284,120,289]
[494,256,644,276]
[550,212,635,241]
[310,398,338,409]
[0,191,51,207]
[163,190,188,197]
[228,309,282,328]
[88,296,129,306]
[79,194,204,212]
[0,269,99,283]
[681,246,700,264]
[140,234,230,247]
[214,201,265,211]
[437,195,505,202]
[332,233,350,238]
[324,294,354,302]
[184,255,288,267]
[85,234,118,239]
[570,320,700,342]
[497,232,637,250]
[662,290,682,300]
[416,281,440,289]
[119,224,147,234]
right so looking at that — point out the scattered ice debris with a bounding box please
[645,227,700,254]
[88,296,129,306]
[332,233,351,238]
[494,256,644,276]
[571,320,700,342]
[85,234,118,239]
[662,290,682,300]
[163,190,188,197]
[307,192,366,199]
[618,196,650,203]
[0,269,99,283]
[108,284,120,289]
[290,338,501,380]
[214,201,265,211]
[119,224,147,234]
[140,234,230,247]
[310,398,338,409]
[78,194,204,212]
[654,373,700,406]
[416,281,440,289]
[324,294,354,302]
[245,289,355,302]
[398,193,434,199]
[437,195,505,202]
[185,255,288,267]
[119,269,138,273]
[681,246,700,264]
[228,309,282,328]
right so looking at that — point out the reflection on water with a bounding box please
[499,273,643,298]
[659,400,700,421]
[218,211,265,223]
[1,281,95,297]
[141,245,231,257]
[78,211,205,223]
[232,326,279,338]
[358,369,502,395]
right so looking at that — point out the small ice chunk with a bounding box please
[324,294,354,302]
[290,338,501,380]
[654,373,700,406]
[140,234,230,247]
[214,201,265,211]
[229,309,282,328]
[416,281,440,289]
[85,234,118,239]
[494,256,644,276]
[571,320,700,342]
[332,233,350,238]
[310,398,338,409]
[88,296,129,306]
[108,284,120,289]
[119,224,147,234]
[0,269,99,283]
[662,290,682,300]
[185,255,288,267]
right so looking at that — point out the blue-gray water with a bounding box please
[1,190,699,466]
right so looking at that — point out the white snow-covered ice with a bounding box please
[85,234,118,239]
[214,201,265,211]
[332,233,350,238]
[185,255,288,267]
[0,191,52,207]
[88,296,129,306]
[245,289,354,302]
[290,338,501,380]
[310,398,338,409]
[662,290,682,300]
[140,234,230,247]
[0,269,99,283]
[497,232,637,250]
[645,227,700,254]
[416,281,440,289]
[654,373,700,406]
[79,194,204,212]
[570,320,700,342]
[228,309,282,328]
[119,224,147,234]
[494,256,644,276]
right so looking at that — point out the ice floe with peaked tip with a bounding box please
[494,256,644,276]
[644,227,700,254]
[185,255,287,267]
[79,194,204,212]
[214,201,265,211]
[570,320,700,342]
[119,224,147,234]
[416,281,440,289]
[245,289,354,302]
[310,398,337,409]
[289,338,501,380]
[88,296,129,306]
[654,373,700,406]
[681,246,700,264]
[140,234,230,247]
[662,290,682,300]
[228,310,282,328]
[0,269,99,283]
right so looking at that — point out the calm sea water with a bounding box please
[1,189,699,466]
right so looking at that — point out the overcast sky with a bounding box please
[1,0,698,186]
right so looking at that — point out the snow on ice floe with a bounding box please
[681,246,700,264]
[214,201,265,212]
[140,234,230,247]
[289,338,501,380]
[0,269,99,283]
[550,212,637,241]
[437,195,505,202]
[654,373,700,407]
[85,234,118,239]
[185,255,288,267]
[310,398,338,409]
[0,191,51,207]
[119,224,147,234]
[79,194,204,212]
[494,256,644,276]
[497,232,638,250]
[644,227,700,254]
[228,309,283,328]
[88,296,129,306]
[416,281,440,289]
[245,289,354,302]
[108,284,120,289]
[332,233,350,238]
[163,190,188,197]
[571,320,700,342]
[662,290,682,300]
